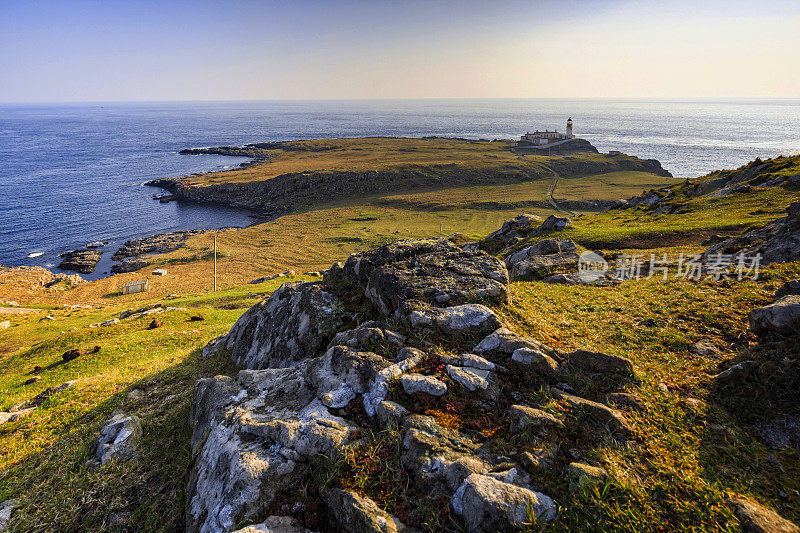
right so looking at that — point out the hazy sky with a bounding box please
[1,0,798,102]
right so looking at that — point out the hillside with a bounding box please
[1,154,799,532]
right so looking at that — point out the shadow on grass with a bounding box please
[0,347,237,532]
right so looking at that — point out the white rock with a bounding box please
[400,373,447,396]
[451,473,556,532]
[90,414,142,466]
[0,499,20,531]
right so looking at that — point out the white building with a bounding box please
[520,118,574,146]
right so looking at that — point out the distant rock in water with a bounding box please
[112,230,207,261]
[58,249,102,274]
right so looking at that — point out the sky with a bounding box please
[1,0,799,102]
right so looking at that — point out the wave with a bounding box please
[27,251,44,258]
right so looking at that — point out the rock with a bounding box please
[658,382,670,393]
[190,315,204,322]
[511,348,560,380]
[451,473,556,531]
[550,388,634,440]
[689,337,727,357]
[775,280,800,300]
[504,239,577,267]
[712,360,758,387]
[202,335,227,358]
[58,249,102,274]
[40,315,55,321]
[473,328,559,362]
[90,414,143,467]
[508,405,564,434]
[223,281,349,369]
[408,303,501,337]
[519,447,557,472]
[326,239,508,315]
[110,259,150,274]
[148,318,162,329]
[23,376,41,385]
[703,201,800,265]
[0,408,35,426]
[321,488,417,533]
[567,462,608,492]
[446,365,500,401]
[563,349,633,375]
[311,346,392,408]
[0,499,20,531]
[62,348,81,362]
[186,365,359,533]
[0,321,9,329]
[726,497,800,533]
[479,214,543,251]
[231,516,313,533]
[375,400,410,428]
[328,323,406,351]
[749,296,800,334]
[100,318,119,327]
[9,380,76,412]
[605,392,646,412]
[112,229,206,261]
[400,373,447,396]
[536,215,571,232]
[508,252,580,281]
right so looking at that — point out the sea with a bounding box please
[1,99,799,280]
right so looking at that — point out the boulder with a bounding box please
[408,303,501,337]
[508,405,564,434]
[446,365,500,401]
[321,488,418,533]
[0,408,35,426]
[508,252,580,281]
[0,321,9,330]
[689,337,727,358]
[328,323,406,351]
[479,214,543,251]
[400,373,447,396]
[473,328,559,362]
[775,279,800,300]
[605,392,646,412]
[567,462,608,492]
[451,473,557,531]
[536,215,571,232]
[562,349,634,375]
[550,388,634,440]
[749,296,800,335]
[519,447,558,472]
[90,414,142,467]
[726,497,800,533]
[511,348,560,380]
[504,239,577,267]
[223,281,349,369]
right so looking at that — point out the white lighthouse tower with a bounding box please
[566,117,574,138]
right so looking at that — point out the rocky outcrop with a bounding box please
[223,281,349,369]
[703,202,800,265]
[480,215,571,254]
[190,238,640,532]
[112,229,208,261]
[324,239,508,315]
[58,249,102,274]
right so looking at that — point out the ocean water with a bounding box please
[1,99,799,279]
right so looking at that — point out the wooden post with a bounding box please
[213,235,217,292]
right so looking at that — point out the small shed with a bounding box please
[152,269,168,276]
[122,280,148,295]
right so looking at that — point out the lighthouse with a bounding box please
[566,117,573,138]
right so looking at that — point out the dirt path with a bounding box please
[0,307,38,314]
[544,166,577,218]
